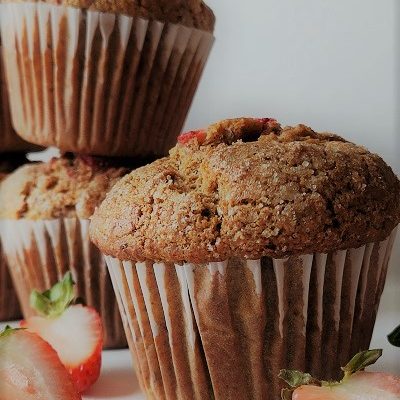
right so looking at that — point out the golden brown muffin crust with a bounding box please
[15,0,215,32]
[0,156,128,220]
[90,118,400,263]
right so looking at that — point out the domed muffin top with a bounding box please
[90,118,400,263]
[38,0,215,32]
[0,155,129,220]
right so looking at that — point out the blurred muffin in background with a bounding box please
[90,118,400,399]
[0,0,215,157]
[0,154,135,348]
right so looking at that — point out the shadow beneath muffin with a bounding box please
[84,367,141,398]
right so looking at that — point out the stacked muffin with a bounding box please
[91,118,400,399]
[0,0,215,348]
[0,0,215,157]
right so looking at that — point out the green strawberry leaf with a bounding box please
[341,349,382,377]
[388,324,400,347]
[0,325,24,338]
[279,369,321,388]
[30,272,76,318]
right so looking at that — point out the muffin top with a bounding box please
[0,155,129,220]
[34,0,215,32]
[90,118,400,263]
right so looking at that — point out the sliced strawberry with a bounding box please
[293,372,400,399]
[177,129,206,145]
[22,273,103,393]
[0,326,81,400]
[280,350,400,400]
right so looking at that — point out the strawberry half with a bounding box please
[280,349,400,400]
[0,326,81,400]
[21,273,103,393]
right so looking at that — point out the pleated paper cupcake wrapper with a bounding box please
[0,46,38,153]
[0,218,127,349]
[0,2,214,157]
[105,228,397,400]
[0,244,21,321]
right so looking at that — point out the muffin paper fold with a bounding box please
[104,228,397,400]
[0,218,127,349]
[0,244,21,321]
[0,46,36,152]
[0,2,214,156]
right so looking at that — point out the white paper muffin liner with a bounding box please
[0,2,214,157]
[0,243,21,321]
[104,228,397,400]
[0,218,127,348]
[0,46,38,152]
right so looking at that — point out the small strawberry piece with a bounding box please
[281,350,400,400]
[177,129,206,145]
[22,273,103,393]
[0,327,81,400]
[256,117,277,124]
[293,372,400,399]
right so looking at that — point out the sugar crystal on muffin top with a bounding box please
[90,118,400,263]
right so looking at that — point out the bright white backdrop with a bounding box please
[184,0,400,372]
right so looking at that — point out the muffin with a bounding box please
[0,0,215,157]
[0,155,134,348]
[0,154,29,322]
[90,118,400,399]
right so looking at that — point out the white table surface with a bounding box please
[1,306,399,399]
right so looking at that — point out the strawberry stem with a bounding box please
[30,272,76,318]
[0,326,24,338]
[341,349,382,378]
[279,349,383,399]
[279,369,321,388]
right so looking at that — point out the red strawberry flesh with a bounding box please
[177,130,206,144]
[256,117,277,124]
[0,329,81,400]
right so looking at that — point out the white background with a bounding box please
[184,0,400,373]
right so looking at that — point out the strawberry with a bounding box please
[0,326,81,400]
[21,273,103,393]
[255,117,277,124]
[280,349,400,400]
[177,129,206,144]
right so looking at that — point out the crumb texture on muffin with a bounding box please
[0,156,128,220]
[16,0,215,31]
[90,118,400,263]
